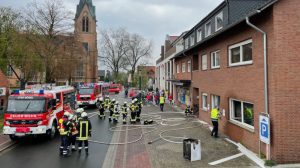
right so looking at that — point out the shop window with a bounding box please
[202,54,207,70]
[229,39,252,66]
[202,93,208,111]
[211,50,220,69]
[230,99,254,127]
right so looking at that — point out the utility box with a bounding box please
[183,138,201,161]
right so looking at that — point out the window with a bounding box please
[202,93,208,111]
[229,39,253,66]
[82,42,89,52]
[205,21,211,37]
[197,29,202,42]
[201,55,207,70]
[182,62,186,73]
[82,16,89,32]
[211,50,220,69]
[187,60,191,72]
[176,64,180,73]
[211,95,220,109]
[230,99,254,127]
[185,38,189,49]
[215,12,223,31]
[190,34,195,46]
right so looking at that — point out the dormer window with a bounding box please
[82,16,89,32]
[215,11,223,31]
[185,38,189,49]
[205,21,211,37]
[197,28,202,42]
[190,34,195,46]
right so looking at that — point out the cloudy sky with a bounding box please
[0,0,223,68]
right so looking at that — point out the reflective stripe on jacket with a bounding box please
[78,120,89,141]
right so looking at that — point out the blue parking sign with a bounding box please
[259,115,270,144]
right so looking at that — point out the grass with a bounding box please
[265,160,277,167]
[0,116,3,132]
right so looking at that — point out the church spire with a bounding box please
[75,0,96,20]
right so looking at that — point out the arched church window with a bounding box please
[82,16,89,32]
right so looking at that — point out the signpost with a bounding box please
[259,115,270,144]
[259,113,271,159]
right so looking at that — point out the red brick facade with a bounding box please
[172,0,300,163]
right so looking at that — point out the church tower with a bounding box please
[74,0,98,82]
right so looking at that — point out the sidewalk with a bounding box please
[0,134,14,152]
[102,103,260,168]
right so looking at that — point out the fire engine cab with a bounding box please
[3,85,75,140]
[76,83,101,106]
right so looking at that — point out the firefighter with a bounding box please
[75,108,83,123]
[58,111,72,157]
[98,97,105,119]
[185,105,193,117]
[104,95,111,110]
[136,98,143,122]
[121,102,128,124]
[113,101,120,123]
[109,99,116,122]
[69,114,78,151]
[77,112,92,155]
[130,100,137,124]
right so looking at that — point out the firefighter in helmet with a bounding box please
[136,98,143,122]
[129,99,137,124]
[98,97,105,119]
[75,108,83,123]
[77,112,92,155]
[108,99,116,122]
[104,95,111,110]
[68,114,78,151]
[113,101,120,123]
[121,102,128,124]
[58,111,72,157]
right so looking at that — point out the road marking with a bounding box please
[208,153,244,166]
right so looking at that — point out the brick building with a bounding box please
[74,0,98,82]
[0,70,9,110]
[170,0,300,164]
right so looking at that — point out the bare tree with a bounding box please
[99,28,129,79]
[125,33,152,81]
[24,0,73,83]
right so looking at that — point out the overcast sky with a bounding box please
[0,0,223,69]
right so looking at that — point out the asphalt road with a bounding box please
[0,106,115,168]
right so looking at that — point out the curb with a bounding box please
[0,139,16,152]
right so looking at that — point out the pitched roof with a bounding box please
[75,0,96,20]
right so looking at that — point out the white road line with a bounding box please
[208,153,244,166]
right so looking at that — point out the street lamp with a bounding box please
[138,69,142,101]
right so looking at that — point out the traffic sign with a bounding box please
[259,115,270,144]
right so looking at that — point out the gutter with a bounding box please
[245,0,278,161]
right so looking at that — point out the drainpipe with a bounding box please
[246,17,270,160]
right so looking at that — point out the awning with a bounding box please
[167,80,191,86]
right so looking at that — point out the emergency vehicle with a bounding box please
[108,83,122,94]
[76,83,102,106]
[3,85,76,140]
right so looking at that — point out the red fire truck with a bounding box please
[76,83,102,106]
[108,83,122,94]
[3,85,75,140]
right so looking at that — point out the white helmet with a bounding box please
[131,100,135,104]
[124,102,127,104]
[64,111,70,117]
[68,114,74,120]
[100,97,104,101]
[81,112,88,118]
[76,108,83,113]
[112,99,116,102]
[116,101,119,105]
[134,98,138,102]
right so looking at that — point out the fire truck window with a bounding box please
[48,100,52,109]
[56,93,61,105]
